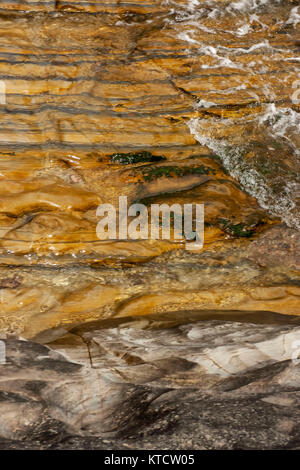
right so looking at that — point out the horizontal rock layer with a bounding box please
[0,1,298,337]
[0,0,298,450]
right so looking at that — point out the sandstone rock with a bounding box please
[247,224,300,271]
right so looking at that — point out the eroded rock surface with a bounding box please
[0,0,299,450]
[0,318,300,449]
[0,1,298,337]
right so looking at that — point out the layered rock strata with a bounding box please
[0,0,298,449]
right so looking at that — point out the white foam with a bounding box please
[188,117,300,229]
[166,0,300,228]
[258,104,300,153]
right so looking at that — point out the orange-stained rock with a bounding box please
[0,0,298,341]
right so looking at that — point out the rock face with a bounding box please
[0,0,299,337]
[0,317,300,449]
[0,0,299,450]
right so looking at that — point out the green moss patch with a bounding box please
[140,165,216,182]
[217,218,256,238]
[108,151,166,165]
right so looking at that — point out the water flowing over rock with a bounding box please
[0,0,299,450]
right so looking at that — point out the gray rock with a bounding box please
[0,317,299,449]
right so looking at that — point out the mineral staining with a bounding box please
[0,0,297,340]
[0,0,298,450]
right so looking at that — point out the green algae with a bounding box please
[140,165,216,182]
[109,151,166,164]
[217,218,256,238]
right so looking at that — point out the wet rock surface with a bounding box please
[247,223,300,271]
[0,0,298,336]
[0,0,299,450]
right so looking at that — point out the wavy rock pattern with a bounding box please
[0,0,299,449]
[0,1,298,337]
[0,318,300,449]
